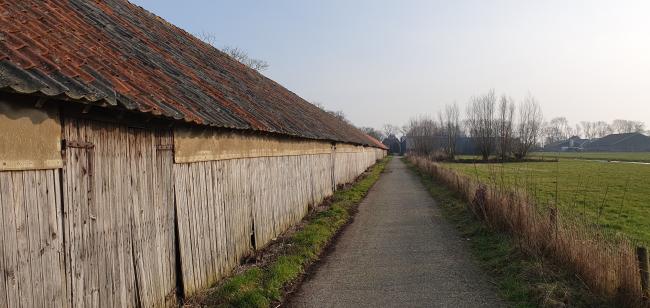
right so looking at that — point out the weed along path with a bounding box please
[288,158,504,307]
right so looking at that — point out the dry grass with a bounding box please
[408,156,647,307]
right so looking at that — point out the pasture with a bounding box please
[529,151,650,163]
[442,159,650,245]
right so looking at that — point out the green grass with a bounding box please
[403,158,611,307]
[196,157,390,307]
[530,151,650,163]
[441,159,650,245]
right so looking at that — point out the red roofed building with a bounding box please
[0,1,386,306]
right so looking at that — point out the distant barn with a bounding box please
[543,133,650,152]
[583,133,650,152]
[0,1,386,307]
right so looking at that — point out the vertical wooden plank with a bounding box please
[0,173,9,308]
[61,119,73,308]
[189,163,201,293]
[12,171,34,308]
[90,123,107,308]
[114,125,130,308]
[81,122,96,308]
[127,128,149,307]
[155,130,176,305]
[35,170,53,307]
[204,162,219,282]
[25,171,45,308]
[1,172,19,308]
[212,162,228,277]
[102,126,116,308]
[51,169,68,308]
[196,162,210,286]
[187,164,201,290]
[142,131,158,307]
[127,128,142,307]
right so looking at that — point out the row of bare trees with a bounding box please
[544,118,646,144]
[402,89,650,160]
[195,32,269,71]
[465,90,544,160]
[404,89,544,160]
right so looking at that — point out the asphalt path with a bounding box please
[288,158,504,308]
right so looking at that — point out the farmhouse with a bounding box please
[0,1,386,307]
[543,136,590,152]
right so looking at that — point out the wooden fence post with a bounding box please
[637,246,649,298]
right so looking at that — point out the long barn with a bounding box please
[0,1,386,307]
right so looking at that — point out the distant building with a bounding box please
[584,133,650,152]
[543,136,589,152]
[400,136,408,155]
[382,134,402,154]
[543,133,650,152]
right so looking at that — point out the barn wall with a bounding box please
[334,144,381,186]
[173,154,335,294]
[0,169,67,308]
[62,118,177,308]
[0,105,384,306]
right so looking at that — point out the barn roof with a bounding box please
[0,0,379,147]
[364,134,388,150]
[586,133,650,148]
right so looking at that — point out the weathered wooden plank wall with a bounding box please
[1,112,385,307]
[334,146,378,186]
[62,119,177,308]
[173,153,335,295]
[0,169,67,308]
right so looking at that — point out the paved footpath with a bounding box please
[288,158,504,308]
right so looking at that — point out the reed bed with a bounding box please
[408,155,647,307]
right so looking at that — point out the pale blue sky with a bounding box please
[131,0,650,129]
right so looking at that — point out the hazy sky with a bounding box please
[131,0,650,130]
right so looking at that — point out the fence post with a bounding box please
[637,246,649,298]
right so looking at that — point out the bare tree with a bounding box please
[222,46,269,71]
[359,127,385,141]
[544,117,571,144]
[593,121,612,138]
[195,31,218,46]
[513,94,543,159]
[382,124,401,138]
[466,90,497,160]
[581,121,597,140]
[441,103,461,159]
[312,102,350,124]
[404,115,439,155]
[611,119,645,134]
[496,95,516,160]
[194,32,270,71]
[327,110,350,124]
[573,124,582,138]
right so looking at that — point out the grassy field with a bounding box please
[405,158,609,307]
[529,151,650,163]
[442,159,650,245]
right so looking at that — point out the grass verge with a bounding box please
[190,156,390,307]
[403,157,613,308]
